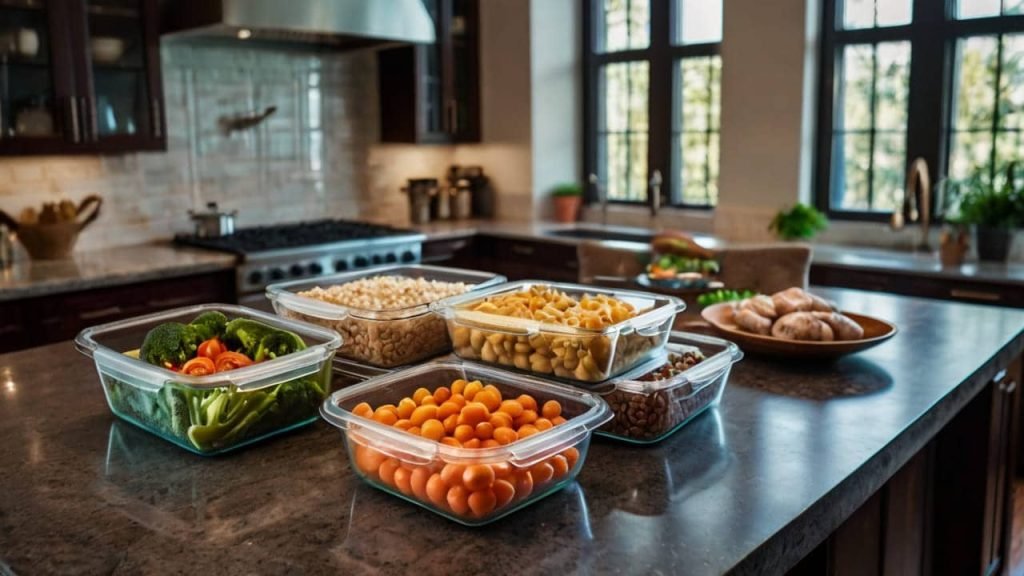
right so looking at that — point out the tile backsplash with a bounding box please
[0,41,378,251]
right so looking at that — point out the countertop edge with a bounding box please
[731,329,1024,575]
[0,258,237,302]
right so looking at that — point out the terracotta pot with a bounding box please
[975,226,1013,262]
[553,196,581,223]
[0,195,103,260]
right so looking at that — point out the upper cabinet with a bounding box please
[0,0,164,155]
[378,0,480,144]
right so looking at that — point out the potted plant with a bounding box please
[551,183,583,223]
[950,164,1023,262]
[768,203,829,241]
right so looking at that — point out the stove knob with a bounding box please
[371,255,383,265]
[384,253,397,263]
[334,260,349,272]
[354,256,369,268]
[400,251,417,263]
[248,270,264,285]
[289,264,305,277]
[309,262,323,275]
[270,268,285,281]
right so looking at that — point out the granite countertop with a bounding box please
[0,244,237,302]
[2,288,1022,575]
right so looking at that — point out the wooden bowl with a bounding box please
[700,303,897,359]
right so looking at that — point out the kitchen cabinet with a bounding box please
[0,269,235,353]
[377,0,480,144]
[809,265,1024,309]
[0,0,165,155]
[423,235,579,282]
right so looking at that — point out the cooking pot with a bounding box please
[189,202,236,238]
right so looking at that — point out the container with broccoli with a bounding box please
[76,304,342,455]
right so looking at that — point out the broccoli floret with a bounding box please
[140,323,201,368]
[224,318,307,360]
[189,311,228,341]
[253,330,307,362]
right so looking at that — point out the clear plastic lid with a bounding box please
[266,264,507,322]
[598,332,742,396]
[75,303,342,393]
[431,280,685,337]
[321,361,613,468]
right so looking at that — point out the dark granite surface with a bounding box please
[0,243,237,302]
[1,289,1023,575]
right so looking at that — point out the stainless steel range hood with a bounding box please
[161,0,436,50]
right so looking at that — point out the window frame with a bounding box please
[582,0,722,209]
[815,0,1024,221]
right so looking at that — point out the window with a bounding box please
[584,0,723,208]
[817,0,1024,218]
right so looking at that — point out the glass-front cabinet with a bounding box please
[0,0,163,155]
[378,0,480,144]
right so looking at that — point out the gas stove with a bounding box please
[175,220,425,297]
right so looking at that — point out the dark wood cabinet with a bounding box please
[788,357,1022,576]
[423,235,579,282]
[0,269,235,353]
[809,265,1024,309]
[0,0,165,155]
[378,0,480,144]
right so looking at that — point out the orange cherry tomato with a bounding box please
[197,338,226,359]
[181,356,216,376]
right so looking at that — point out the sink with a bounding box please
[546,228,655,244]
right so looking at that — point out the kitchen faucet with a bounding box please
[891,157,932,252]
[649,169,662,218]
[589,173,608,226]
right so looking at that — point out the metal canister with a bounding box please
[402,178,438,225]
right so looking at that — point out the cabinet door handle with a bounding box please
[950,288,1001,302]
[151,98,162,138]
[447,99,457,134]
[68,97,80,143]
[86,98,97,141]
[79,305,123,321]
[510,244,535,256]
[1003,380,1018,395]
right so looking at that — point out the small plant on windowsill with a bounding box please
[768,203,829,241]
[946,163,1024,262]
[551,182,583,223]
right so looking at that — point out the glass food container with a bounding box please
[590,332,742,444]
[76,304,342,455]
[321,361,612,526]
[267,265,506,368]
[431,280,684,383]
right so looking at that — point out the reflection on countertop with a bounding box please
[1,288,1021,574]
[0,243,237,301]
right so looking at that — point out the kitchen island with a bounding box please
[0,288,1022,575]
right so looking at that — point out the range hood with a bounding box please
[161,0,436,50]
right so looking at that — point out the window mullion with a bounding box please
[648,0,672,209]
[988,35,1004,184]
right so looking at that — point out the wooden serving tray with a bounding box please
[700,303,897,359]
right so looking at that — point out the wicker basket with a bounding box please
[0,196,103,260]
